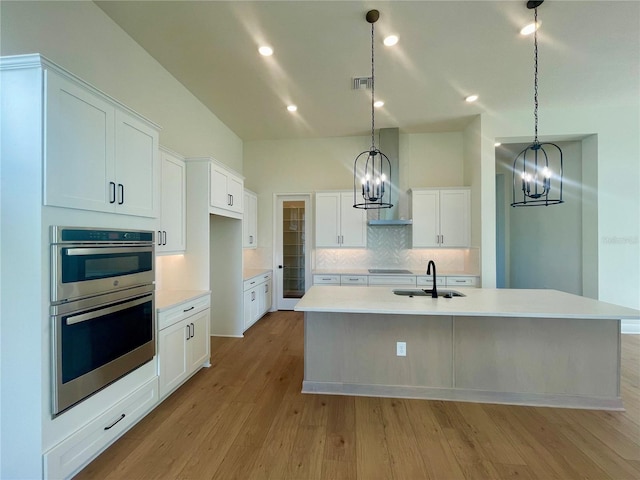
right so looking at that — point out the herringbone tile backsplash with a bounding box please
[315,226,479,273]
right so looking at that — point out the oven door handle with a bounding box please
[63,246,153,256]
[65,295,151,325]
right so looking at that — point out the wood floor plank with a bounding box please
[508,407,611,479]
[404,399,467,480]
[379,398,432,479]
[175,401,254,480]
[321,395,357,479]
[74,315,640,480]
[354,396,393,480]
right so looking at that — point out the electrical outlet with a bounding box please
[396,341,407,357]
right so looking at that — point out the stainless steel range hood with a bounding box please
[368,128,412,226]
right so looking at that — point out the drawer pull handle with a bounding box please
[104,413,125,430]
[183,306,195,312]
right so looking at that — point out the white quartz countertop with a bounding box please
[294,286,640,320]
[156,290,210,311]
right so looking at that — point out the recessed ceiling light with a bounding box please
[520,22,540,35]
[287,105,297,112]
[383,35,399,47]
[258,45,273,56]
[373,100,384,108]
[465,94,479,103]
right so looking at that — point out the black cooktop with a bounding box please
[368,269,413,274]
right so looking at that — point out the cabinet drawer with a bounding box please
[340,275,368,286]
[260,272,272,283]
[446,276,477,287]
[313,274,340,285]
[416,276,446,286]
[158,295,210,330]
[44,378,158,480]
[368,275,417,287]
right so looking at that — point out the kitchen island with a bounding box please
[294,286,640,410]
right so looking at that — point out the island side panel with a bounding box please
[304,312,453,390]
[454,316,621,398]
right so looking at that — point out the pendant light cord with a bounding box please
[533,7,539,145]
[370,21,376,151]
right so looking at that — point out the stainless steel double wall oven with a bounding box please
[50,226,156,415]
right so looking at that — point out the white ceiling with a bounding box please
[95,1,639,142]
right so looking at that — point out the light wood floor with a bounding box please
[76,311,640,479]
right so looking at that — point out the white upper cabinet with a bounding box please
[45,71,115,212]
[158,147,186,254]
[44,70,160,217]
[243,189,257,248]
[114,110,159,217]
[411,188,470,247]
[210,161,243,218]
[315,191,366,248]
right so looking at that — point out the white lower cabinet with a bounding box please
[340,275,368,286]
[158,295,210,399]
[445,276,478,287]
[313,274,340,285]
[44,377,158,480]
[243,272,272,331]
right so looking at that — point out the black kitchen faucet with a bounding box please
[426,260,438,298]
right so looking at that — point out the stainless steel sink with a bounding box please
[392,289,466,298]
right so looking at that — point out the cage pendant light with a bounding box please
[353,9,393,210]
[511,0,564,207]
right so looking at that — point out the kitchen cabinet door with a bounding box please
[315,192,341,247]
[158,320,189,396]
[243,190,257,248]
[243,287,260,330]
[187,309,210,372]
[45,71,115,213]
[114,110,160,217]
[263,277,272,313]
[158,148,186,254]
[411,190,440,247]
[439,190,470,247]
[339,192,367,247]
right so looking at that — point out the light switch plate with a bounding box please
[396,341,407,357]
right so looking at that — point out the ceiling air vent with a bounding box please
[352,76,373,90]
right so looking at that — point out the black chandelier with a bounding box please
[353,9,393,210]
[512,0,564,207]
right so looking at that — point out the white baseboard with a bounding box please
[622,320,640,334]
[302,381,624,411]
